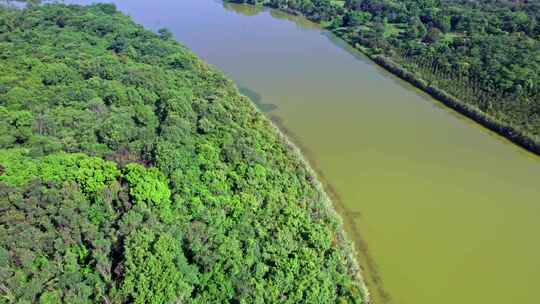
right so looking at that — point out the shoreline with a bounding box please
[237,93,372,303]
[370,55,540,155]
[268,114,388,303]
[329,22,539,157]
[334,28,539,157]
[232,2,540,156]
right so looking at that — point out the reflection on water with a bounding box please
[222,2,262,17]
[269,9,321,29]
[239,86,278,112]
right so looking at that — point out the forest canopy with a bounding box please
[0,3,364,303]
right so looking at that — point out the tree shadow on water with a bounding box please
[238,86,277,113]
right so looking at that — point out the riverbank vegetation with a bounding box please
[228,0,540,153]
[0,3,365,303]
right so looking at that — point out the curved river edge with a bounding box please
[237,92,372,303]
[267,115,391,303]
[0,1,372,301]
[225,2,540,156]
[371,55,540,155]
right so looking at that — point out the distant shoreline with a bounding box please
[226,1,540,156]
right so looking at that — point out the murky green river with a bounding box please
[64,0,540,303]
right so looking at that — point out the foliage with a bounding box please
[121,229,196,304]
[0,3,364,303]
[0,150,119,195]
[123,163,171,207]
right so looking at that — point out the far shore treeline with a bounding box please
[227,0,540,154]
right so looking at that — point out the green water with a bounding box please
[67,1,540,303]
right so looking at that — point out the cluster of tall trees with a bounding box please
[229,0,540,146]
[0,3,364,303]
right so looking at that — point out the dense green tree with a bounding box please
[0,3,365,303]
[121,229,196,304]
